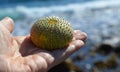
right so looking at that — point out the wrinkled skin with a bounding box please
[0,17,87,72]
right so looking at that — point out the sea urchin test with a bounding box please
[30,16,73,50]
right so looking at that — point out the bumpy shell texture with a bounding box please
[30,16,73,50]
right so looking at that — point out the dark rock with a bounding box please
[105,54,118,69]
[96,44,114,55]
[114,46,120,57]
[93,54,118,71]
[48,62,70,72]
[94,61,106,69]
[48,59,84,72]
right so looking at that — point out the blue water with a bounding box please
[0,0,95,8]
[1,0,120,72]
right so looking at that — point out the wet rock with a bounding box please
[94,61,106,69]
[96,44,114,55]
[93,54,118,72]
[105,54,118,69]
[48,61,70,72]
[48,59,84,72]
[114,46,120,57]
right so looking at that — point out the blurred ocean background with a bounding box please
[1,0,120,72]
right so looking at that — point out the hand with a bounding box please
[0,17,87,72]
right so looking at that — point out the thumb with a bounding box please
[0,17,14,33]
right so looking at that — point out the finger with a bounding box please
[73,30,87,40]
[0,17,14,33]
[55,40,84,64]
[65,40,84,55]
[54,40,84,62]
[48,40,84,69]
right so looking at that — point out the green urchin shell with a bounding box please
[30,16,73,50]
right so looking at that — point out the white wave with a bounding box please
[5,0,120,36]
[14,0,120,17]
[1,0,120,19]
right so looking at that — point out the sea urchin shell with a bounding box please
[30,16,73,50]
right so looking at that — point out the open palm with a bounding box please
[0,17,87,72]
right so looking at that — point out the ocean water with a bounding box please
[1,0,120,72]
[0,0,119,36]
